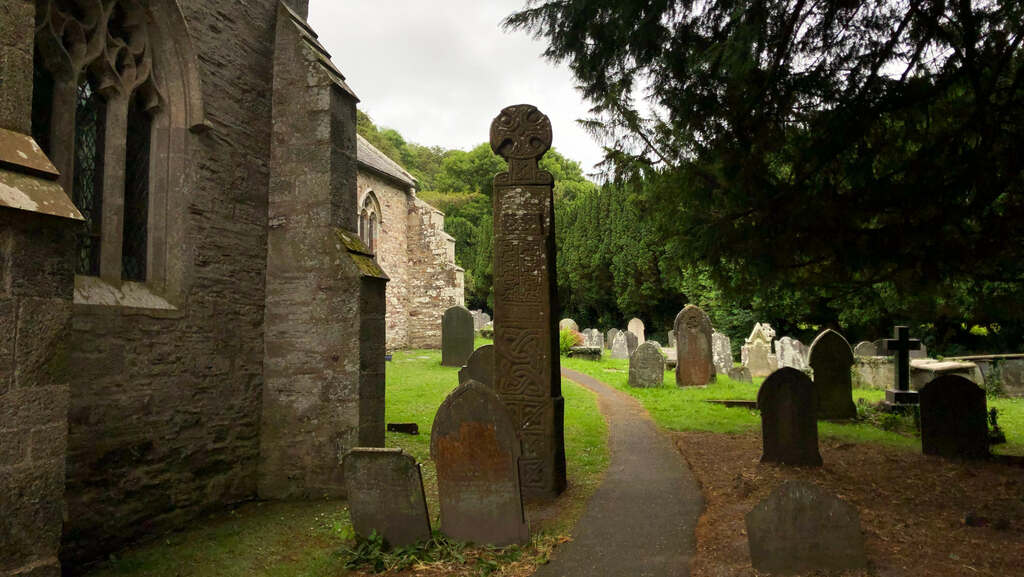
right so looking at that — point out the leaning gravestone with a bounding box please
[775,336,809,371]
[629,342,666,388]
[559,318,579,332]
[675,305,714,387]
[490,104,566,497]
[605,328,619,350]
[343,448,431,547]
[442,306,475,367]
[728,366,753,383]
[757,368,822,466]
[430,380,529,546]
[627,318,646,344]
[742,323,778,377]
[459,344,495,388]
[610,331,631,360]
[746,480,867,575]
[919,375,989,460]
[853,341,877,357]
[808,329,857,420]
[711,331,732,375]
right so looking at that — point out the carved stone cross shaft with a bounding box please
[885,325,921,394]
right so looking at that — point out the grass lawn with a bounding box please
[561,354,1024,456]
[88,340,609,577]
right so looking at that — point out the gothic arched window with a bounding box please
[32,0,161,283]
[359,192,381,255]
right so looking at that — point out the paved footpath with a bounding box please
[532,368,704,577]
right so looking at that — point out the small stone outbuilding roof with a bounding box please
[357,134,416,189]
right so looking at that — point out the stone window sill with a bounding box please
[73,275,179,313]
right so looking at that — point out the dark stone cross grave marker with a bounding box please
[884,325,922,407]
[489,104,567,498]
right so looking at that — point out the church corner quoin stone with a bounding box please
[343,448,431,548]
[808,329,857,420]
[489,104,567,499]
[675,305,714,387]
[430,380,530,546]
[441,305,474,367]
[758,368,823,467]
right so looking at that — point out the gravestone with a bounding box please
[459,344,495,388]
[757,368,822,466]
[668,330,677,348]
[582,328,604,349]
[605,328,619,350]
[775,336,809,371]
[728,366,753,383]
[430,380,530,546]
[872,339,889,356]
[489,104,566,497]
[442,306,475,367]
[675,305,714,387]
[559,318,579,332]
[711,331,733,375]
[807,330,857,420]
[742,323,778,377]
[884,325,922,406]
[746,480,867,575]
[911,343,928,359]
[919,375,989,460]
[610,331,631,360]
[471,310,491,331]
[629,342,666,388]
[343,448,431,547]
[853,341,877,357]
[627,318,646,344]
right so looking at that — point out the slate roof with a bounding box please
[357,134,416,189]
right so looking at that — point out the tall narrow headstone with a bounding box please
[627,318,646,344]
[610,331,631,360]
[343,448,431,547]
[605,328,619,350]
[711,331,733,375]
[808,330,857,420]
[459,344,495,388]
[675,305,714,387]
[629,342,666,388]
[757,368,822,466]
[431,381,530,545]
[442,306,475,367]
[919,375,989,460]
[489,104,566,498]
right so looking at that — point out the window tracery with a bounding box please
[359,192,381,255]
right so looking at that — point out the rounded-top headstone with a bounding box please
[430,380,529,546]
[853,341,877,357]
[919,375,989,460]
[559,318,579,333]
[808,329,857,420]
[629,341,666,388]
[757,368,823,466]
[459,345,494,388]
[442,306,475,367]
[674,305,714,387]
[627,318,646,344]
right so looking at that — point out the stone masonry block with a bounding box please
[15,298,72,390]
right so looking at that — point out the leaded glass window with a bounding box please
[122,95,151,282]
[73,78,106,277]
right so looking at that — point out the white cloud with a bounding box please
[308,0,605,176]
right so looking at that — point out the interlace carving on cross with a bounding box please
[490,105,554,186]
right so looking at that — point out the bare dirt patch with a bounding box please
[675,431,1024,577]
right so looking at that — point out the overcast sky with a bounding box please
[308,1,605,176]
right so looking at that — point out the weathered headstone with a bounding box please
[627,318,646,344]
[742,323,778,377]
[884,325,922,406]
[489,104,566,497]
[343,448,431,547]
[430,380,530,546]
[610,331,631,360]
[459,344,495,388]
[582,328,604,349]
[605,328,619,350]
[746,480,867,575]
[442,305,475,367]
[919,375,989,460]
[629,342,666,388]
[728,366,753,383]
[471,310,491,331]
[757,368,822,466]
[675,305,714,387]
[711,330,733,375]
[775,336,809,371]
[559,318,579,332]
[808,330,857,420]
[872,338,889,356]
[853,341,877,357]
[668,330,677,348]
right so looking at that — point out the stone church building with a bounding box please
[0,1,458,575]
[356,136,464,351]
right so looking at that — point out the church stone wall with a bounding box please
[358,172,411,350]
[407,198,465,349]
[62,0,277,567]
